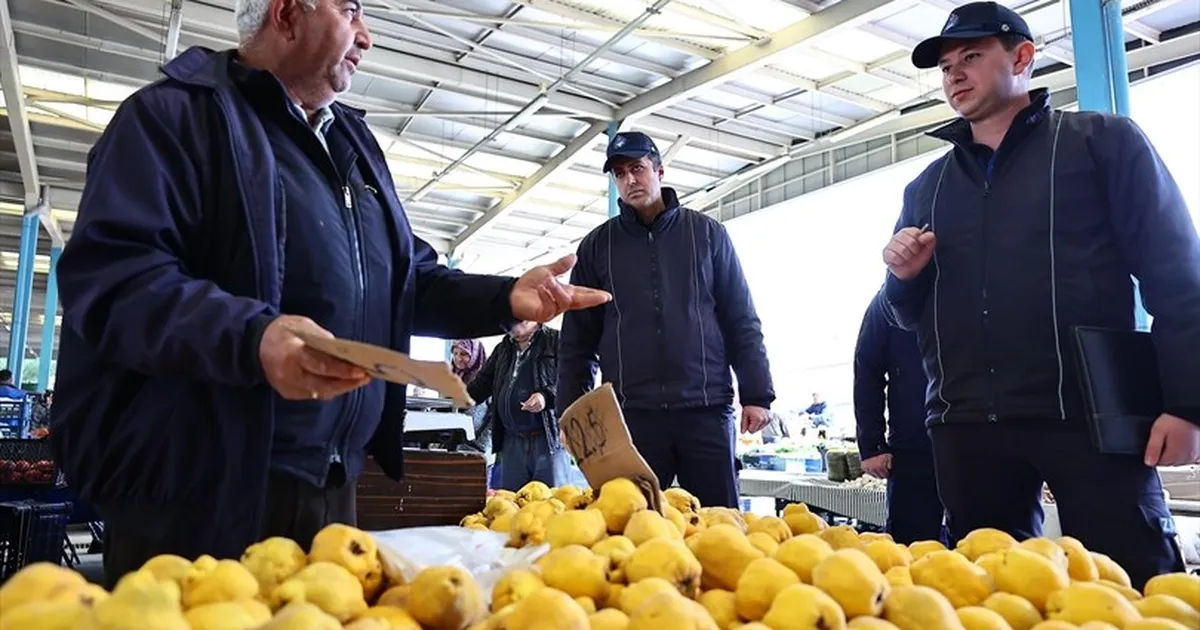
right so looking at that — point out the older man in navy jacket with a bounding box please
[51,0,607,588]
[557,132,774,509]
[854,290,946,545]
[882,1,1199,586]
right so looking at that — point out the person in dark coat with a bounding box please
[854,290,946,545]
[557,131,774,509]
[467,322,566,489]
[49,0,608,588]
[883,1,1199,586]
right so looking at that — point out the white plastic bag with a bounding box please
[371,527,549,599]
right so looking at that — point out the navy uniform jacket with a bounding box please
[854,291,930,459]
[557,187,774,414]
[50,47,515,557]
[885,89,1200,427]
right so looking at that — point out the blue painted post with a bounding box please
[7,214,40,381]
[1103,0,1132,118]
[607,121,621,218]
[1069,0,1149,330]
[36,246,61,391]
[1068,0,1115,113]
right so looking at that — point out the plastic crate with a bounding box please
[0,400,30,439]
[0,439,59,488]
[0,500,72,582]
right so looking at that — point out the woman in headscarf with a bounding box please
[451,340,495,482]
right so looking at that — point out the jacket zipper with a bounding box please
[331,184,368,467]
[648,230,668,403]
[981,178,997,422]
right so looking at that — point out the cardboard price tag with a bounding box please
[559,383,663,513]
[292,330,474,408]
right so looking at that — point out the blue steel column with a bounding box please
[1104,0,1132,117]
[1069,0,1116,112]
[36,246,61,390]
[1069,0,1149,329]
[607,121,621,218]
[7,214,40,381]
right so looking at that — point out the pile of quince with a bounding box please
[1,478,1198,630]
[0,521,433,629]
[461,479,1199,630]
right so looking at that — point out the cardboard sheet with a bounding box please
[294,331,474,408]
[558,383,663,513]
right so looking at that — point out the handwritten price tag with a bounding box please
[559,384,663,513]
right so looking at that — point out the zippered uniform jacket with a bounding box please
[885,89,1200,428]
[557,187,775,415]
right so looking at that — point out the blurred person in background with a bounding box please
[883,1,1198,585]
[558,131,774,509]
[854,290,947,545]
[803,392,829,427]
[0,369,25,399]
[467,322,566,489]
[760,410,790,444]
[30,389,53,437]
[451,339,494,484]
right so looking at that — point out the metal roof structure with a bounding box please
[1,0,1198,362]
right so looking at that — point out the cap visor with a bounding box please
[911,30,1005,68]
[602,150,653,173]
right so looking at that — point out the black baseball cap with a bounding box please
[602,131,661,173]
[912,1,1034,69]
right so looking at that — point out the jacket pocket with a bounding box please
[99,381,210,505]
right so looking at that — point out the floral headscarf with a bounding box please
[451,339,487,385]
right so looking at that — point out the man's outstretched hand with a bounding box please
[511,254,611,322]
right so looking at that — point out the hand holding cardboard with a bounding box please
[558,383,663,513]
[292,330,474,408]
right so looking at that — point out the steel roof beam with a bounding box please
[20,0,783,158]
[449,121,610,252]
[85,0,615,118]
[612,0,898,125]
[0,0,63,246]
[694,30,1200,212]
[489,31,1200,274]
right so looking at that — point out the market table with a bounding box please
[740,470,888,526]
[356,449,486,531]
[738,469,1066,536]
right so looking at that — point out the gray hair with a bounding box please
[234,0,318,44]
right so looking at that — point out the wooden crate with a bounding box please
[356,449,486,531]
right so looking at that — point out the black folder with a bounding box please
[1070,326,1162,455]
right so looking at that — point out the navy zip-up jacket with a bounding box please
[557,187,774,415]
[230,60,395,487]
[49,48,516,557]
[854,291,930,459]
[885,89,1200,427]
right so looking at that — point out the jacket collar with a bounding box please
[618,186,682,231]
[927,87,1052,147]
[161,46,367,120]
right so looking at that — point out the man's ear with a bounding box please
[1013,40,1037,76]
[267,0,305,41]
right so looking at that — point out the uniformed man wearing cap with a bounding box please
[556,131,775,508]
[882,1,1200,586]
